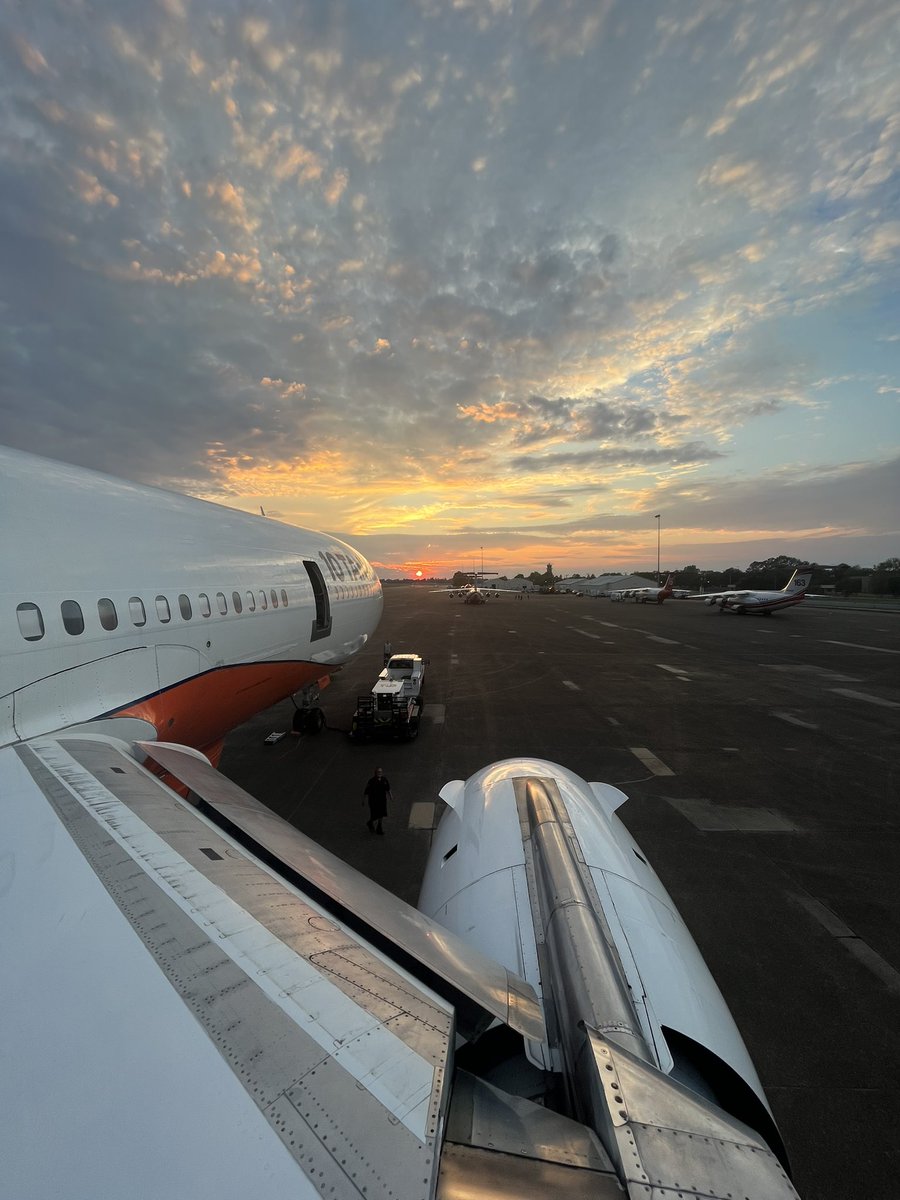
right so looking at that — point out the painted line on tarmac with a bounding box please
[562,680,581,691]
[409,802,435,829]
[647,634,680,645]
[792,894,900,997]
[629,747,675,776]
[822,639,900,655]
[761,664,861,683]
[830,688,900,709]
[607,716,621,727]
[772,711,819,730]
[657,664,690,680]
[597,621,620,628]
[668,797,796,831]
[569,627,604,640]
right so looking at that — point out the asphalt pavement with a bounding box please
[220,586,900,1200]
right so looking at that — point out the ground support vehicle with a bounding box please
[350,653,425,742]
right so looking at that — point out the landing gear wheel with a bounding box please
[307,707,325,734]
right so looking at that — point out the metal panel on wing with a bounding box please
[138,740,546,1044]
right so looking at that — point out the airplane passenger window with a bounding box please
[281,588,288,607]
[179,594,192,620]
[16,602,45,641]
[156,595,171,623]
[61,600,84,635]
[216,592,227,615]
[98,598,118,631]
[129,597,146,627]
[232,591,243,614]
[270,589,279,608]
[258,590,267,609]
[246,591,256,612]
[198,593,211,618]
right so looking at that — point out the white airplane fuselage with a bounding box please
[1,446,383,758]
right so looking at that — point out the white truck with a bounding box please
[350,653,426,741]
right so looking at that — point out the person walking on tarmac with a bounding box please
[363,767,392,834]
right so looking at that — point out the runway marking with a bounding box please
[607,717,620,727]
[425,704,445,725]
[409,802,435,829]
[647,635,680,645]
[830,688,900,709]
[629,747,674,776]
[792,894,853,937]
[761,664,861,683]
[597,621,620,628]
[657,664,690,680]
[772,711,819,730]
[450,653,459,666]
[792,894,900,996]
[562,680,581,691]
[722,747,740,752]
[822,640,900,655]
[668,797,797,831]
[569,627,604,639]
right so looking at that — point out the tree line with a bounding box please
[562,556,900,596]
[401,556,900,595]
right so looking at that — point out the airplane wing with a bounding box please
[1,732,543,1200]
[686,589,752,600]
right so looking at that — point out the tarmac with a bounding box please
[220,585,900,1200]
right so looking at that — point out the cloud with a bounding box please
[0,0,896,575]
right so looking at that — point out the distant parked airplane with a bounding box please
[626,573,675,604]
[690,567,814,615]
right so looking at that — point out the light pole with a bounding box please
[654,514,660,584]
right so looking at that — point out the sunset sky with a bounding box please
[2,1,898,577]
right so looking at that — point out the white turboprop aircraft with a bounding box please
[690,566,814,615]
[1,446,798,1198]
[626,572,675,604]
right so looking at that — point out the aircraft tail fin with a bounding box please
[782,567,814,594]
